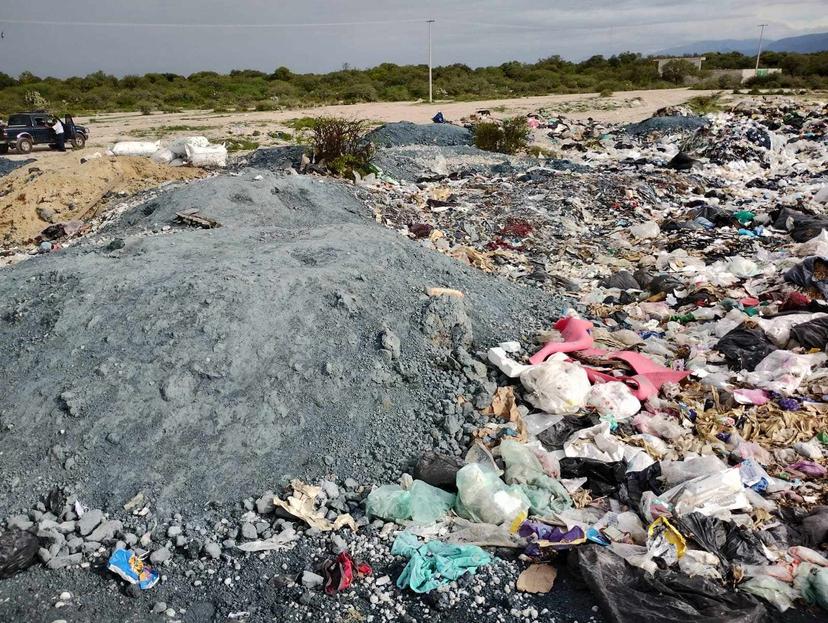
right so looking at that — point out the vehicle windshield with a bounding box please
[7,115,29,126]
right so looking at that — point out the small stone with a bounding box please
[301,571,324,588]
[255,491,275,515]
[149,547,171,564]
[203,542,221,559]
[164,608,176,617]
[87,519,122,543]
[7,515,33,531]
[77,509,104,536]
[167,526,182,538]
[151,602,167,614]
[240,523,257,540]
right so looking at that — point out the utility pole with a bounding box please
[427,19,435,103]
[755,24,768,71]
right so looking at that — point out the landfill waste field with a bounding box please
[1,94,827,623]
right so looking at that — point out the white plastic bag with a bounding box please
[744,350,827,395]
[520,356,590,415]
[150,148,174,164]
[629,220,660,240]
[455,463,530,526]
[756,313,827,347]
[662,467,750,518]
[168,136,210,157]
[587,382,641,419]
[185,143,227,168]
[112,140,161,157]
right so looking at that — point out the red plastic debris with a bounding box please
[321,551,372,595]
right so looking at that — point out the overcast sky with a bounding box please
[1,0,826,77]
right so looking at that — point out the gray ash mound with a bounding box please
[0,170,566,515]
[0,157,35,178]
[367,121,473,147]
[623,114,709,136]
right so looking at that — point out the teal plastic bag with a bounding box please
[392,531,492,593]
[796,563,828,610]
[365,485,411,522]
[410,480,455,524]
[500,439,572,516]
[365,481,455,524]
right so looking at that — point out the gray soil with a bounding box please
[0,170,567,518]
[367,122,473,148]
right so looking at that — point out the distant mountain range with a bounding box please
[657,32,828,56]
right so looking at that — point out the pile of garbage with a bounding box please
[348,96,828,618]
[111,136,228,167]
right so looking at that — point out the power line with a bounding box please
[0,18,428,29]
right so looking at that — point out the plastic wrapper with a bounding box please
[646,517,686,565]
[455,463,530,526]
[664,467,750,518]
[519,356,591,414]
[563,421,654,472]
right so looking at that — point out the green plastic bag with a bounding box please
[410,480,455,524]
[455,463,530,526]
[796,563,828,610]
[500,439,572,516]
[365,481,455,524]
[365,485,411,522]
[734,210,755,225]
[392,531,491,593]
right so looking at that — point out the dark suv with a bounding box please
[0,112,88,154]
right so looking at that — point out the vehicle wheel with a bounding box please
[0,144,8,154]
[16,137,33,154]
[71,135,86,149]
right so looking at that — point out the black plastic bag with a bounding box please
[559,458,626,497]
[621,462,663,510]
[772,208,828,243]
[0,529,39,579]
[537,415,594,450]
[600,270,640,291]
[715,327,777,371]
[414,452,464,491]
[785,257,828,300]
[677,513,769,568]
[574,544,765,623]
[789,315,828,349]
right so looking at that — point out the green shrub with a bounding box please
[223,137,260,152]
[23,90,49,109]
[474,116,529,155]
[599,88,613,97]
[139,103,152,115]
[686,93,724,115]
[310,116,374,177]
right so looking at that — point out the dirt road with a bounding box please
[2,88,714,165]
